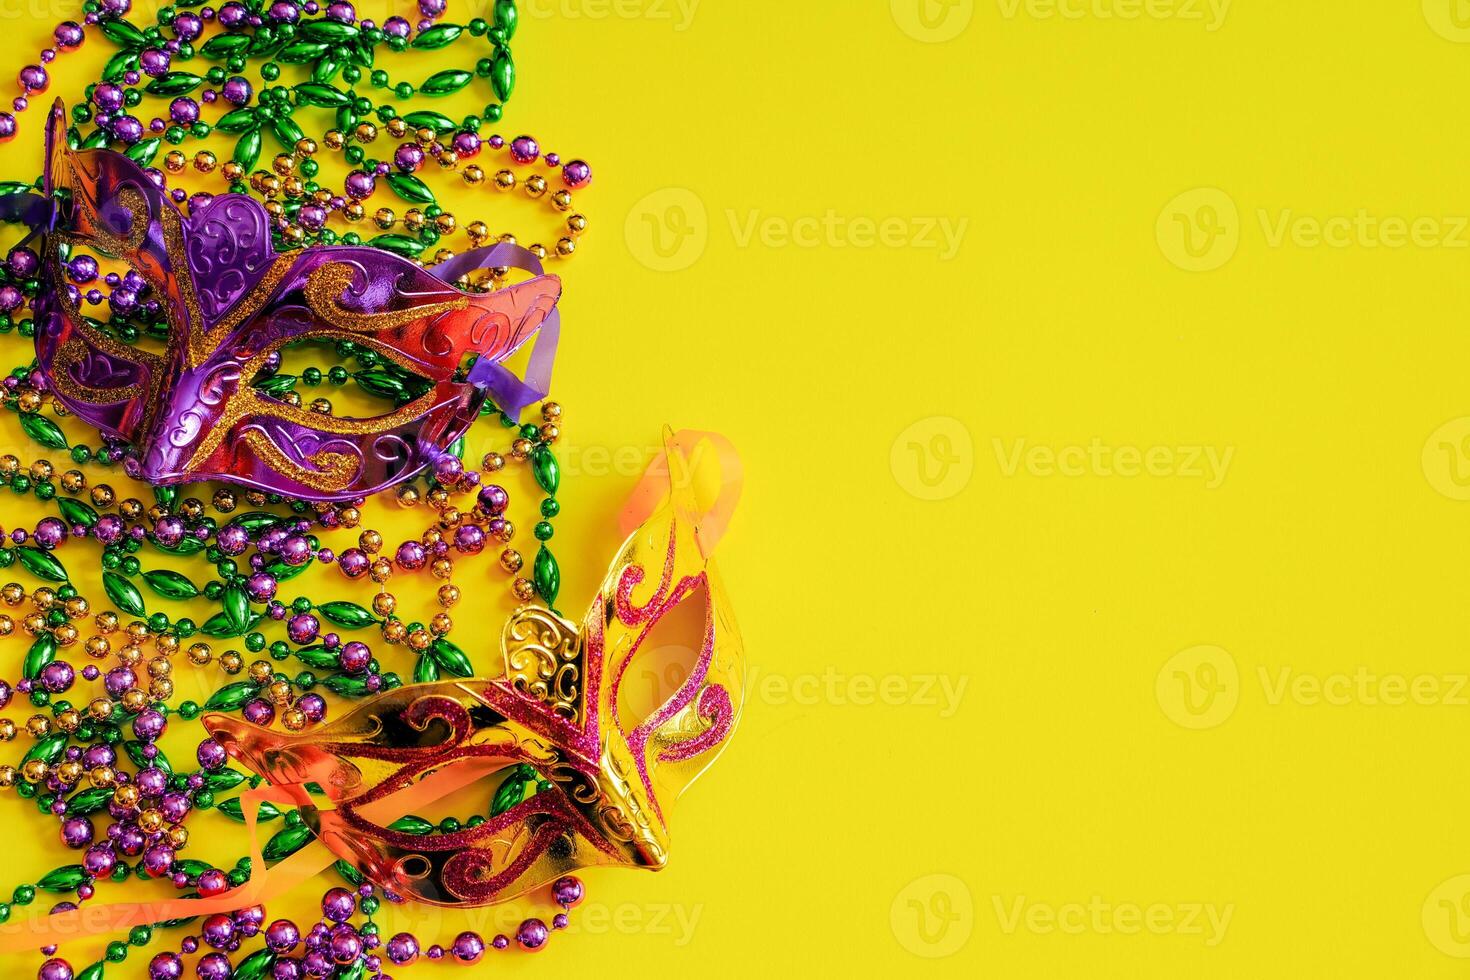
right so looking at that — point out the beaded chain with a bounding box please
[0,2,604,978]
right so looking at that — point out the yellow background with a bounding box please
[3,0,1470,976]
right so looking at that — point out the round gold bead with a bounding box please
[16,390,41,413]
[0,583,20,605]
[25,715,50,738]
[370,559,393,583]
[324,130,345,150]
[344,202,366,222]
[60,469,85,494]
[359,530,383,554]
[0,719,14,740]
[407,629,432,652]
[492,520,515,544]
[463,164,484,185]
[494,169,516,191]
[0,456,17,477]
[551,189,573,211]
[528,243,548,261]
[248,660,274,685]
[138,809,164,833]
[500,549,523,573]
[403,209,426,232]
[512,577,536,601]
[84,636,109,658]
[0,616,12,637]
[272,153,295,176]
[164,150,188,173]
[430,558,453,580]
[510,438,533,460]
[429,613,452,635]
[21,613,44,636]
[437,584,460,607]
[339,506,361,528]
[222,162,245,182]
[386,118,408,138]
[167,825,189,847]
[193,150,217,174]
[524,175,548,198]
[150,678,173,700]
[355,122,378,144]
[396,486,420,507]
[481,452,505,472]
[567,214,588,235]
[465,220,489,244]
[21,760,48,783]
[117,644,142,667]
[554,238,576,257]
[55,710,80,734]
[53,624,78,647]
[382,619,407,644]
[268,680,293,706]
[373,207,396,229]
[63,597,89,620]
[282,391,303,408]
[125,621,149,641]
[212,488,237,513]
[121,689,148,712]
[310,397,332,415]
[154,633,179,655]
[0,765,15,788]
[372,592,396,617]
[114,784,140,809]
[87,764,115,788]
[294,137,318,157]
[86,698,112,722]
[435,213,456,234]
[219,651,243,674]
[147,656,171,679]
[281,707,308,732]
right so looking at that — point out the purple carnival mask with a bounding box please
[28,100,562,501]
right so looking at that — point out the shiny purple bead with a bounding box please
[38,959,72,980]
[297,693,326,723]
[217,524,249,555]
[54,22,84,48]
[287,612,320,644]
[196,952,231,980]
[83,843,115,875]
[148,951,183,980]
[242,698,275,726]
[384,933,418,966]
[111,114,144,144]
[337,547,369,578]
[143,843,175,876]
[393,143,424,172]
[18,65,48,93]
[515,918,549,951]
[510,135,539,164]
[34,517,65,548]
[344,170,375,199]
[268,0,299,21]
[552,874,584,907]
[453,524,485,555]
[279,534,312,566]
[327,3,356,22]
[265,918,301,952]
[196,738,228,771]
[394,540,426,570]
[246,571,278,602]
[221,76,253,105]
[8,247,38,277]
[92,83,123,111]
[0,113,14,141]
[39,660,73,694]
[60,816,93,849]
[132,707,166,742]
[172,13,203,40]
[301,951,332,978]
[383,16,411,37]
[103,666,136,698]
[321,886,356,923]
[338,641,371,674]
[169,97,200,125]
[478,484,509,514]
[450,931,485,964]
[201,913,235,949]
[138,48,170,77]
[562,160,592,189]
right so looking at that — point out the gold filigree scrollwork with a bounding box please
[502,606,583,722]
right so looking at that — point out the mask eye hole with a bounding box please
[250,338,435,417]
[617,581,708,732]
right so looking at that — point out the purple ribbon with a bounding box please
[435,241,562,421]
